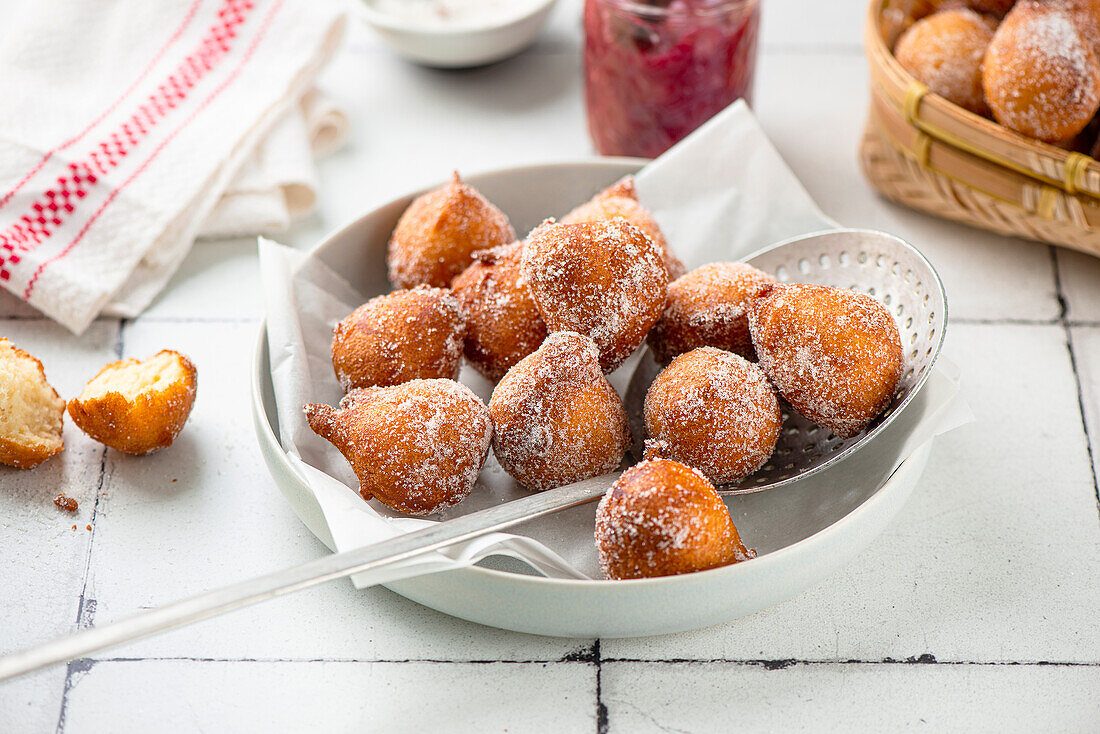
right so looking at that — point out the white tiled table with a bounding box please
[2,1,1098,731]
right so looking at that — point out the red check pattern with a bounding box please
[22,0,284,300]
[0,0,256,285]
[0,0,204,213]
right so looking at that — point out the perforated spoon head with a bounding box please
[624,229,948,496]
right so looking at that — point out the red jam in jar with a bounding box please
[584,0,761,158]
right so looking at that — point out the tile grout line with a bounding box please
[54,655,1100,667]
[53,320,125,734]
[82,656,595,664]
[53,448,108,734]
[595,640,607,734]
[600,657,1100,668]
[1049,247,1100,525]
[1067,329,1100,524]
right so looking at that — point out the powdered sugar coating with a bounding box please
[895,8,994,115]
[594,456,754,580]
[982,1,1100,142]
[331,285,466,391]
[1059,0,1100,59]
[748,283,903,440]
[522,219,668,372]
[451,241,548,381]
[647,262,777,365]
[644,347,781,485]
[561,177,686,280]
[387,172,516,288]
[304,379,492,516]
[488,331,630,491]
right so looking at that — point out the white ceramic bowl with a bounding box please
[359,0,559,68]
[251,159,936,638]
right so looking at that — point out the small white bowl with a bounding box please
[359,0,559,68]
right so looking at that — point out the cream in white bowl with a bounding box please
[360,0,559,68]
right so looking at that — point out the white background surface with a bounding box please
[1,0,1099,731]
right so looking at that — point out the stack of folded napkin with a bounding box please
[0,0,347,332]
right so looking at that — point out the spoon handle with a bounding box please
[0,474,614,682]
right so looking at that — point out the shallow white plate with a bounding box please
[251,160,934,638]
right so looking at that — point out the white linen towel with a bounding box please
[0,0,348,333]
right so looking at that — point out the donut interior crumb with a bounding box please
[0,340,64,458]
[79,351,190,401]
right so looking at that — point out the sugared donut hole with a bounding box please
[561,177,686,280]
[450,241,547,382]
[895,9,994,116]
[331,286,466,391]
[594,455,754,580]
[643,347,782,485]
[748,283,903,439]
[522,219,668,373]
[982,1,1100,142]
[489,332,630,491]
[305,379,492,516]
[387,173,516,289]
[646,262,776,366]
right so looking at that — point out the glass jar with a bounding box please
[584,0,761,158]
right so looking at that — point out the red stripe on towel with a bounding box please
[0,0,207,212]
[0,0,257,283]
[23,0,285,299]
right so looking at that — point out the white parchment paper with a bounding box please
[259,101,972,586]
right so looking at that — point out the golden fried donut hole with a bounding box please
[522,219,668,372]
[934,0,1014,16]
[0,338,65,468]
[646,262,777,366]
[68,350,197,456]
[982,1,1100,142]
[644,347,781,485]
[331,286,466,391]
[450,241,548,381]
[387,173,516,289]
[748,283,903,439]
[881,0,937,47]
[595,450,754,580]
[488,332,630,491]
[561,177,686,280]
[895,9,995,116]
[304,379,492,516]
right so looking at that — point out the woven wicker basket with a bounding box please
[860,0,1100,258]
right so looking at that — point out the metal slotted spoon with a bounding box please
[626,228,948,496]
[0,228,946,682]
